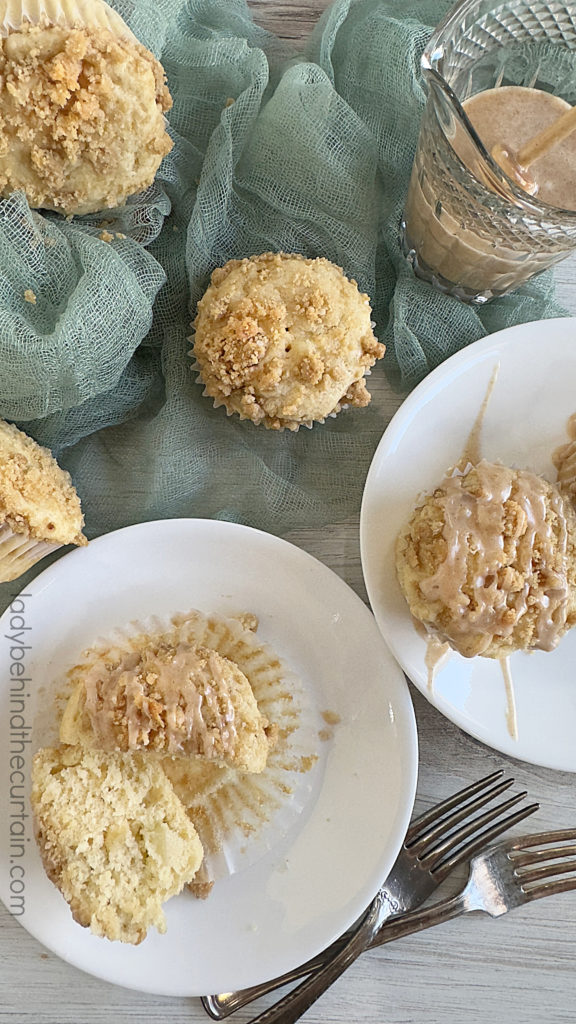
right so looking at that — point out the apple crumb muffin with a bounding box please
[192,252,384,430]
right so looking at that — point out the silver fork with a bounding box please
[202,770,538,1021]
[361,826,576,945]
[225,827,576,1024]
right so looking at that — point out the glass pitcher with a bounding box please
[401,0,576,303]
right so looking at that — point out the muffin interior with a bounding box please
[31,745,204,945]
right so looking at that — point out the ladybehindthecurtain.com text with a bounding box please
[5,594,33,917]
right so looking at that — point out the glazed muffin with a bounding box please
[0,14,172,215]
[60,641,272,773]
[0,419,86,582]
[192,252,384,430]
[395,460,576,658]
[31,745,204,944]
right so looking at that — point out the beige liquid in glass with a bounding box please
[404,85,576,295]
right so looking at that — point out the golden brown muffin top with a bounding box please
[0,23,172,214]
[0,419,85,545]
[192,252,384,430]
[60,640,271,773]
[395,461,576,658]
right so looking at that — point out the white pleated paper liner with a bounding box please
[189,352,374,432]
[51,609,323,886]
[0,522,61,583]
[0,0,137,37]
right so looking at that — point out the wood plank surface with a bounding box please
[2,2,576,1023]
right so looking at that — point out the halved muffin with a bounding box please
[60,641,272,773]
[31,744,204,944]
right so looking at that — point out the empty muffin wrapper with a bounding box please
[53,609,323,886]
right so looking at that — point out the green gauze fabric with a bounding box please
[0,0,567,608]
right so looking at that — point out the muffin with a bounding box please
[31,744,204,944]
[395,460,576,658]
[0,419,86,582]
[0,7,172,215]
[59,641,272,773]
[192,252,384,430]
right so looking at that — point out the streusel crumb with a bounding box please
[192,252,384,430]
[0,24,172,215]
[60,641,272,773]
[0,419,85,545]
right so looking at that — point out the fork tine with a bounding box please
[508,828,576,850]
[404,770,505,843]
[419,791,531,866]
[515,858,576,884]
[407,774,514,851]
[511,842,576,867]
[523,876,576,902]
[432,801,540,880]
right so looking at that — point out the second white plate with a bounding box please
[361,316,576,773]
[0,518,417,996]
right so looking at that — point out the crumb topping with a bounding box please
[0,419,85,544]
[192,252,384,430]
[0,24,172,215]
[61,640,271,774]
[396,462,576,658]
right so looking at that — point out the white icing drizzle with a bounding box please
[420,461,570,654]
[499,656,518,741]
[424,636,452,694]
[82,643,238,758]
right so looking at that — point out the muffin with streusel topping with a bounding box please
[191,252,384,431]
[396,460,576,658]
[0,14,172,215]
[0,418,86,582]
[59,640,272,773]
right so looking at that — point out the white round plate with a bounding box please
[361,316,576,773]
[0,519,417,996]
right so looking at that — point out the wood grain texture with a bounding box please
[2,2,576,1022]
[249,0,330,38]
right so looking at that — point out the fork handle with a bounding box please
[368,890,470,948]
[201,935,351,1019]
[244,893,471,1024]
[202,893,470,1021]
[245,893,386,1024]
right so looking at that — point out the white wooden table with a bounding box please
[2,3,576,1022]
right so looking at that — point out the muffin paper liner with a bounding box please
[0,523,60,582]
[189,353,374,432]
[554,437,576,501]
[0,0,137,38]
[56,609,321,886]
